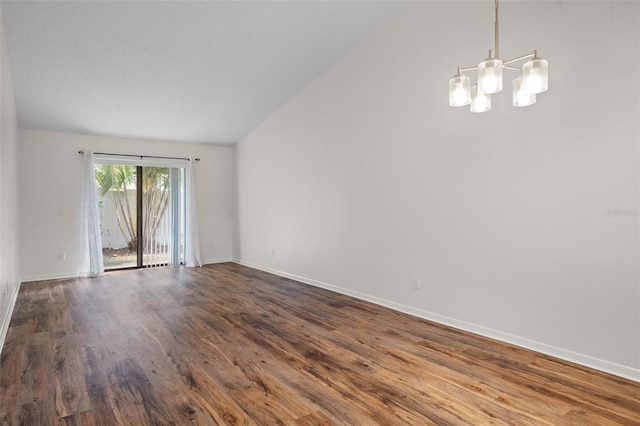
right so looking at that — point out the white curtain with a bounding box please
[79,150,104,277]
[185,159,202,267]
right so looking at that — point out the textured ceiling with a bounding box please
[1,1,402,144]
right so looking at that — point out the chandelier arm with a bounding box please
[504,65,522,71]
[503,52,536,65]
[456,50,537,74]
[459,66,479,73]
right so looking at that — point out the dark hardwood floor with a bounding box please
[1,263,639,425]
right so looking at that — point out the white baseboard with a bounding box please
[203,257,233,265]
[233,259,640,383]
[0,283,21,354]
[19,272,78,283]
[20,260,233,282]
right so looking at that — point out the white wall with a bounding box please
[0,2,20,346]
[235,1,640,380]
[18,129,234,281]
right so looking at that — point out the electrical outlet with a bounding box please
[58,252,66,261]
[412,277,421,290]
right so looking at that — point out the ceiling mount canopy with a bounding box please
[449,0,548,112]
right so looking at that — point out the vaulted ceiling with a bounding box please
[1,1,402,144]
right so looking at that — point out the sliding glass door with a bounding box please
[141,166,185,267]
[95,163,137,268]
[95,162,185,270]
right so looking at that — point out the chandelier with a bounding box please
[449,0,548,112]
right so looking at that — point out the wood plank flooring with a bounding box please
[1,262,639,425]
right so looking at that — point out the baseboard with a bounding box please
[20,260,233,281]
[233,259,640,383]
[0,283,21,354]
[19,272,78,283]
[203,257,233,265]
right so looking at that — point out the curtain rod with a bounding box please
[78,151,200,161]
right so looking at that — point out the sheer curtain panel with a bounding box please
[80,150,104,277]
[185,159,202,267]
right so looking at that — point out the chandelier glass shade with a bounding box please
[449,70,471,107]
[522,56,549,93]
[512,76,535,107]
[478,57,503,95]
[470,85,491,113]
[448,0,548,112]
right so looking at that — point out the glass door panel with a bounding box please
[142,166,171,267]
[95,163,138,269]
